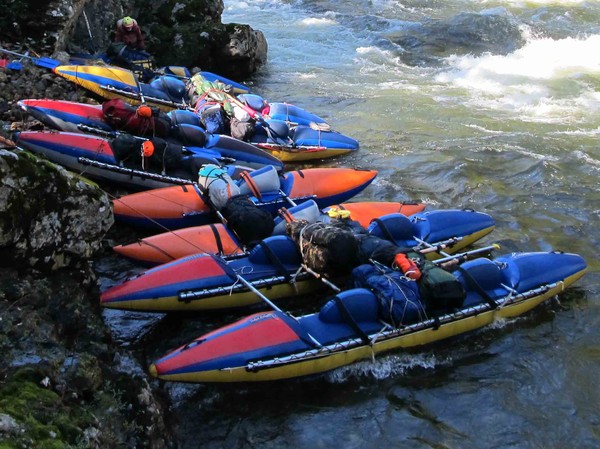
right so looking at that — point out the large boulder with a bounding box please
[0,149,113,271]
[0,0,267,79]
[132,0,268,78]
[0,265,172,449]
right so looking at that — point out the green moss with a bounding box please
[0,369,92,448]
[0,443,19,449]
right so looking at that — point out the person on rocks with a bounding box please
[108,16,151,71]
[115,16,146,51]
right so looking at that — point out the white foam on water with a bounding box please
[300,16,338,27]
[326,352,440,383]
[436,34,600,124]
[464,124,506,134]
[355,46,406,70]
[575,150,600,168]
[493,0,591,6]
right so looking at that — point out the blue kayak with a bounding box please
[149,250,587,383]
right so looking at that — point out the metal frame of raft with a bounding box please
[176,235,470,303]
[100,84,188,110]
[78,157,191,185]
[242,282,558,373]
[178,273,312,303]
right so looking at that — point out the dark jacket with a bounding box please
[115,19,145,50]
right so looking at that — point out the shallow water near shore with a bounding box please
[101,1,599,447]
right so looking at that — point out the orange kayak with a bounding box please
[113,201,426,265]
[113,167,379,230]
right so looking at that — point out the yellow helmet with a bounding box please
[122,16,134,28]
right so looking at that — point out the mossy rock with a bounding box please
[0,368,93,448]
[0,149,113,271]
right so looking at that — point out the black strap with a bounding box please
[137,239,177,261]
[208,223,224,255]
[334,296,371,345]
[258,241,291,282]
[371,218,396,243]
[275,311,321,349]
[456,267,498,309]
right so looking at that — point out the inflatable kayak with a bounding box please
[53,65,249,111]
[13,130,282,190]
[113,200,427,265]
[18,99,359,162]
[66,53,250,94]
[148,250,587,383]
[53,65,324,123]
[113,166,379,229]
[100,208,496,312]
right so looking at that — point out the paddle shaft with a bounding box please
[82,10,95,52]
[0,48,28,59]
[301,264,341,293]
[235,275,283,312]
[416,237,460,256]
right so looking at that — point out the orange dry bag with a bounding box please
[393,253,422,280]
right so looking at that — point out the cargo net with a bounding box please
[286,219,360,277]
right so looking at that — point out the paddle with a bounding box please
[82,10,96,53]
[0,48,60,69]
[300,264,341,293]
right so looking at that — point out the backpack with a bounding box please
[230,117,255,141]
[111,134,142,164]
[286,220,359,277]
[102,98,170,137]
[222,196,274,246]
[352,264,426,326]
[199,105,228,134]
[418,261,466,313]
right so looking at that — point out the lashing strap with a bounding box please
[333,296,371,345]
[278,207,295,223]
[456,266,498,309]
[240,171,262,200]
[371,218,396,243]
[258,241,291,283]
[208,223,224,255]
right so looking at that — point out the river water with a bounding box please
[102,1,600,447]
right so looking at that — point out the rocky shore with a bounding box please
[0,1,266,447]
